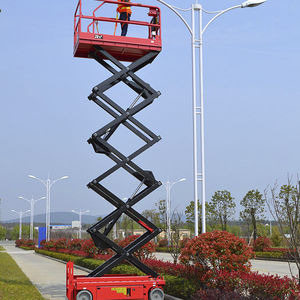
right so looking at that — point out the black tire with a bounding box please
[76,290,93,300]
[149,288,164,300]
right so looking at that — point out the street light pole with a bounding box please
[11,209,30,239]
[18,196,46,240]
[157,0,266,235]
[28,174,68,241]
[72,209,90,239]
[162,178,186,244]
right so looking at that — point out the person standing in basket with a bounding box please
[117,0,132,36]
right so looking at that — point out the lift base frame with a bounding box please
[66,262,165,300]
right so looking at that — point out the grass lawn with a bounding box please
[0,251,45,300]
[0,246,4,251]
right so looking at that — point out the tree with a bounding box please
[11,225,31,240]
[169,211,184,264]
[266,181,300,282]
[155,199,167,231]
[210,190,236,231]
[227,225,241,237]
[270,226,283,247]
[185,200,217,234]
[0,225,6,240]
[240,189,265,241]
[142,209,160,225]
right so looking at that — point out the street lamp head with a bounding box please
[241,0,266,8]
[179,178,186,182]
[18,196,25,200]
[28,174,37,179]
[61,176,69,180]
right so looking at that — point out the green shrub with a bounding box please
[155,247,169,252]
[164,274,197,299]
[255,251,284,259]
[271,227,283,247]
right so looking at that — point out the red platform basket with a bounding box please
[74,0,162,62]
[66,262,165,300]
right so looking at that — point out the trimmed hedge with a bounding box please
[35,249,192,299]
[155,247,170,253]
[255,251,284,259]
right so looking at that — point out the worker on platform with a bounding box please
[117,0,132,36]
[150,12,159,39]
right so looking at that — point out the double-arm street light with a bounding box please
[11,209,30,239]
[162,178,186,244]
[18,196,46,240]
[157,0,266,235]
[72,209,90,239]
[28,174,68,241]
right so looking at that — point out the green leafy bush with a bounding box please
[164,274,197,299]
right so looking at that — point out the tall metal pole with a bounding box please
[199,5,206,234]
[156,0,266,236]
[166,183,171,243]
[191,4,199,236]
[19,212,22,239]
[79,212,82,239]
[11,210,30,240]
[28,175,68,241]
[162,178,186,244]
[72,209,90,239]
[46,179,51,241]
[19,196,45,240]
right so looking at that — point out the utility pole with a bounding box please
[72,209,90,239]
[18,196,45,240]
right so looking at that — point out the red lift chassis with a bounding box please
[67,1,165,300]
[67,262,165,300]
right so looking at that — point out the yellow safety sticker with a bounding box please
[111,287,127,295]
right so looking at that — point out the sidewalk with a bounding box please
[1,243,88,300]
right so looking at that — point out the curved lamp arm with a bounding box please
[156,0,192,35]
[50,176,68,187]
[28,175,46,186]
[202,5,242,35]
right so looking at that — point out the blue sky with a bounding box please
[1,0,299,222]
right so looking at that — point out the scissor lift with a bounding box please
[67,1,165,300]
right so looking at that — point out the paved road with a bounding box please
[154,252,299,279]
[1,242,88,300]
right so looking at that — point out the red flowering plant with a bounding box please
[81,238,99,258]
[180,230,254,273]
[67,239,82,251]
[142,258,204,281]
[54,238,68,251]
[253,236,271,252]
[119,235,155,260]
[179,237,190,249]
[202,269,300,299]
[40,239,56,250]
[15,239,35,249]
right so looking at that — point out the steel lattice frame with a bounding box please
[86,46,162,278]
